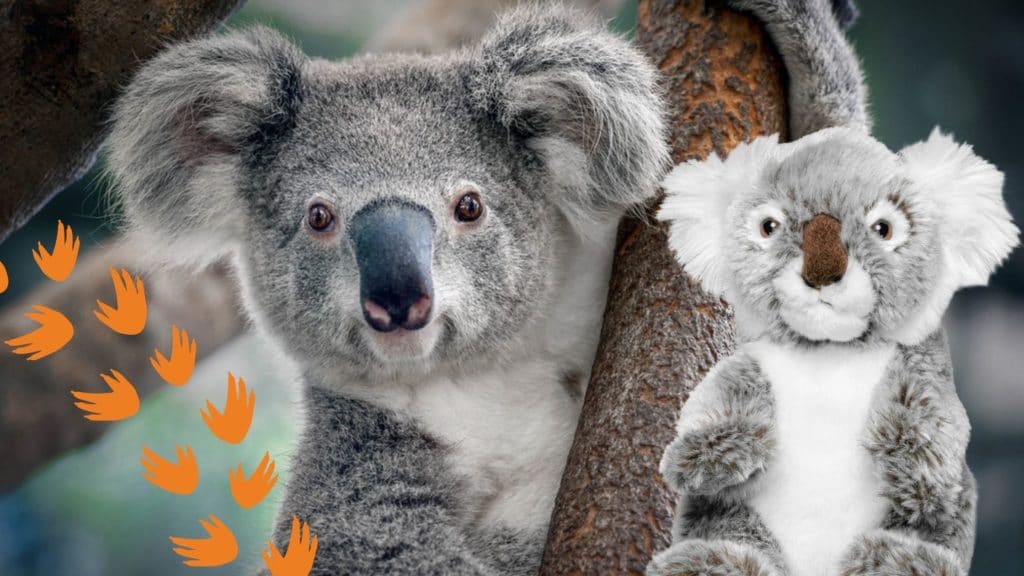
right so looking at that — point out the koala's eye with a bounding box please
[760,218,780,238]
[307,203,335,232]
[872,219,893,240]
[454,192,484,223]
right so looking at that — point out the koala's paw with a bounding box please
[647,539,780,576]
[661,419,772,495]
[840,530,963,576]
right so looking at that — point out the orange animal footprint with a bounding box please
[141,444,199,495]
[169,515,238,568]
[150,325,197,386]
[202,372,255,444]
[262,516,318,576]
[230,451,279,509]
[5,305,74,360]
[0,261,8,294]
[95,268,147,335]
[72,370,140,421]
[33,220,80,282]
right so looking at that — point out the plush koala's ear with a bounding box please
[470,5,669,227]
[658,135,784,296]
[900,128,1019,288]
[106,27,305,267]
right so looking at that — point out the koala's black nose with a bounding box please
[350,200,435,332]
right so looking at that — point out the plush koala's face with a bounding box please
[661,127,1018,345]
[106,8,667,378]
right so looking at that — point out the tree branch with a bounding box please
[539,1,787,573]
[0,0,244,244]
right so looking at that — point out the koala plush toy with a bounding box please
[107,0,868,574]
[651,125,1018,576]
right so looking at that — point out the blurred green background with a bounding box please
[1,1,1022,574]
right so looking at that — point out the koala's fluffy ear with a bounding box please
[106,27,305,267]
[658,135,784,296]
[471,5,669,226]
[900,128,1019,288]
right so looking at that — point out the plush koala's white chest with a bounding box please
[745,341,893,576]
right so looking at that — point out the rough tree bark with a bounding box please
[539,2,787,574]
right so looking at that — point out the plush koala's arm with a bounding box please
[659,350,775,495]
[470,4,669,227]
[847,331,976,575]
[728,0,869,137]
[258,385,539,576]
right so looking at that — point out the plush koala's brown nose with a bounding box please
[802,214,847,289]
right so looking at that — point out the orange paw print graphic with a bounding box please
[33,220,80,282]
[151,325,197,386]
[95,268,147,335]
[2,227,318,574]
[5,305,74,360]
[170,515,239,567]
[262,516,319,576]
[202,372,255,445]
[141,444,200,496]
[230,451,279,509]
[71,370,140,421]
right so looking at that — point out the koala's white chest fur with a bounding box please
[745,341,893,576]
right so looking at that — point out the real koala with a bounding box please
[650,92,1019,576]
[107,2,864,574]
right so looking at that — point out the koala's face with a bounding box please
[107,9,667,377]
[662,128,1017,345]
[244,65,555,372]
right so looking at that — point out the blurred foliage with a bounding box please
[1,1,1022,574]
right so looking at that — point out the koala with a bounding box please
[105,1,867,574]
[650,119,1019,574]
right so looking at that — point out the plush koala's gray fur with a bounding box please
[652,2,1018,574]
[106,1,893,573]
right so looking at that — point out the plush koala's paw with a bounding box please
[840,530,963,576]
[661,420,772,495]
[647,539,780,576]
[726,0,856,29]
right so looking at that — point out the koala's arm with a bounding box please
[259,386,535,576]
[845,331,975,575]
[729,0,869,137]
[659,350,775,495]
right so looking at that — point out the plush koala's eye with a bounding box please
[307,203,335,232]
[872,219,893,240]
[454,192,484,223]
[760,218,780,238]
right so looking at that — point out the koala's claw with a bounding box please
[647,539,780,576]
[662,420,772,495]
[840,530,963,576]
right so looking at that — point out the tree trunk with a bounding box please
[539,2,787,574]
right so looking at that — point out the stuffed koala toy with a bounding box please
[650,126,1018,576]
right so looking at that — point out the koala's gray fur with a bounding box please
[652,2,1018,574]
[106,1,886,573]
